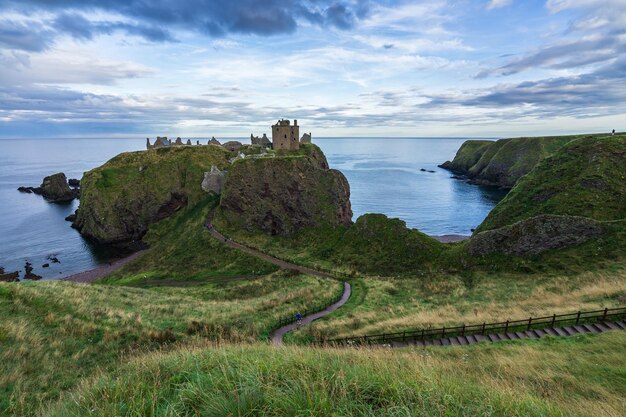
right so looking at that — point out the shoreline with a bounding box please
[431,234,470,243]
[62,250,148,283]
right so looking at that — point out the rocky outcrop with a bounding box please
[440,136,579,188]
[201,166,226,194]
[74,145,230,245]
[215,144,352,236]
[18,173,77,202]
[469,215,604,256]
[0,267,19,282]
[24,261,42,280]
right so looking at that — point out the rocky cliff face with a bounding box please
[214,144,352,236]
[468,215,605,257]
[440,135,582,188]
[74,146,230,245]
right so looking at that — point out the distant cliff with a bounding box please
[439,135,591,188]
[214,144,352,236]
[476,135,626,232]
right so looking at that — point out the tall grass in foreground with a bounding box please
[48,332,626,417]
[0,274,340,416]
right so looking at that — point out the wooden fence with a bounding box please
[316,306,626,346]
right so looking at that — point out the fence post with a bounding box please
[551,314,556,326]
[482,323,486,335]
[402,331,406,343]
[603,307,608,321]
[505,320,509,333]
[527,317,532,331]
[461,324,466,336]
[442,326,446,338]
[576,311,581,325]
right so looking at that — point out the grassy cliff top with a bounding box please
[478,135,626,232]
[442,133,617,188]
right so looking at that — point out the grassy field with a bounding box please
[0,274,341,416]
[47,331,626,417]
[286,265,626,343]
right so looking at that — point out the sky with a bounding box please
[0,0,624,138]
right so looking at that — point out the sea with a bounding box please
[0,138,507,280]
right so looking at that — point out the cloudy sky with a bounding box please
[0,0,624,138]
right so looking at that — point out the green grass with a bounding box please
[478,135,626,231]
[0,273,341,416]
[104,194,279,284]
[287,265,626,343]
[47,332,626,417]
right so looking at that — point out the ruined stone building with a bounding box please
[146,136,172,149]
[251,133,271,148]
[272,119,300,150]
[300,132,312,143]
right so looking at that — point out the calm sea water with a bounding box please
[0,138,506,280]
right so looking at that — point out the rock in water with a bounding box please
[40,173,75,202]
[201,166,226,194]
[215,144,352,236]
[68,178,80,187]
[24,261,42,280]
[0,267,20,282]
[468,215,604,256]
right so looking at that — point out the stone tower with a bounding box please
[271,119,300,150]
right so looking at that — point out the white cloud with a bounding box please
[486,0,513,11]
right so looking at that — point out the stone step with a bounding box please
[545,328,559,337]
[562,326,579,336]
[581,324,599,334]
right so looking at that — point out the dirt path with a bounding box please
[206,225,352,345]
[62,250,148,283]
[270,281,351,345]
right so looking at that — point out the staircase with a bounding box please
[391,320,626,347]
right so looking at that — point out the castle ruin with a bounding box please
[272,119,300,150]
[147,119,312,151]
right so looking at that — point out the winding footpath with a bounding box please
[205,226,351,345]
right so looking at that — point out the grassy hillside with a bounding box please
[48,332,626,417]
[478,135,626,232]
[440,134,610,187]
[104,194,279,284]
[288,264,626,342]
[0,275,341,415]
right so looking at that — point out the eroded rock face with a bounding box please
[468,214,604,256]
[215,145,352,236]
[201,166,226,194]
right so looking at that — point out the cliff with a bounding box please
[477,135,626,232]
[214,144,352,236]
[439,134,599,188]
[74,145,231,245]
